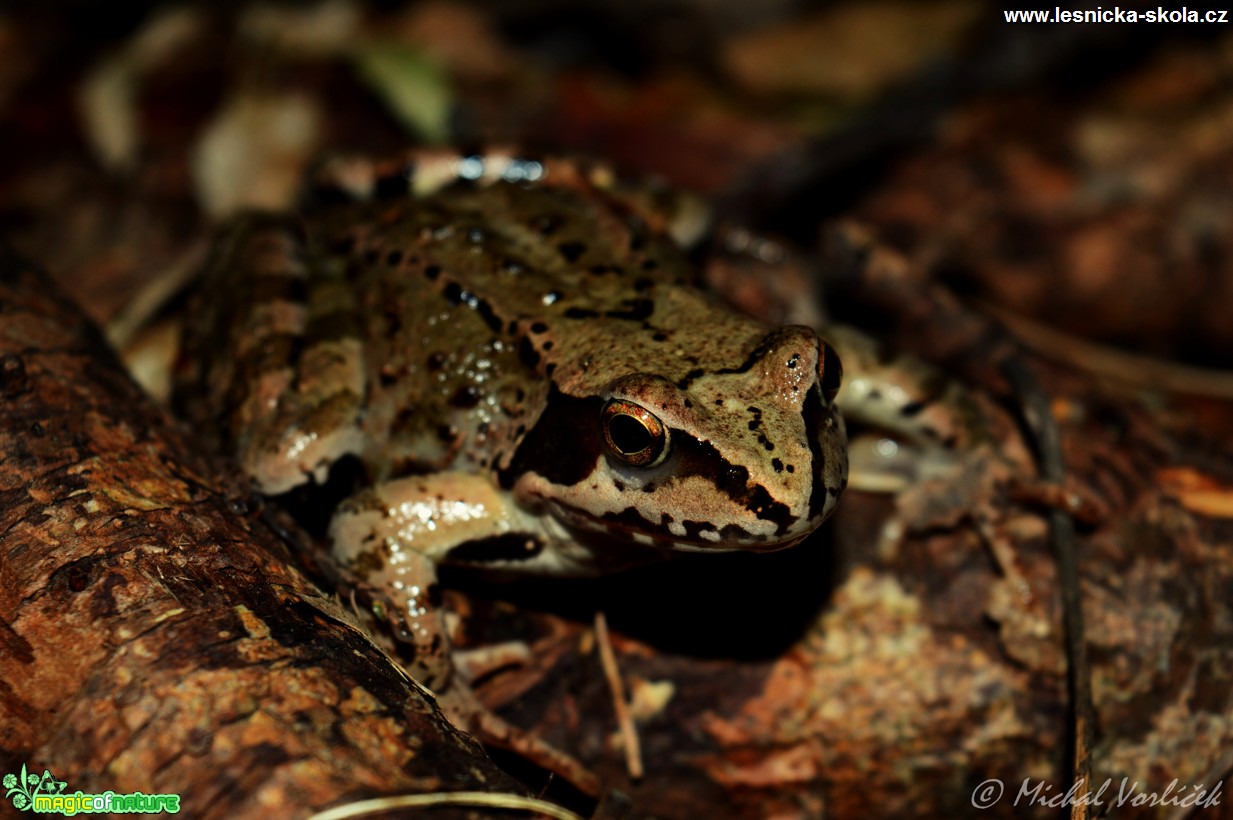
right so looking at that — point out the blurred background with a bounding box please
[5,0,1233,377]
[6,5,1233,817]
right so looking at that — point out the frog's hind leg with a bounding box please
[824,324,992,493]
[179,215,367,496]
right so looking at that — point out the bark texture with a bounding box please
[0,244,528,818]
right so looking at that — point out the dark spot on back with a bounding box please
[606,298,654,321]
[677,368,705,389]
[519,337,541,370]
[558,241,586,262]
[474,297,503,333]
[450,385,482,409]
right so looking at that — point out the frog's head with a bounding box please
[503,325,848,552]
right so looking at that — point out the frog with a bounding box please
[175,148,973,789]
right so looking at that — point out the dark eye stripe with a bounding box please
[502,391,799,539]
[820,340,843,403]
[802,385,829,521]
[499,386,603,488]
[670,433,796,535]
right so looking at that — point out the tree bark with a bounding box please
[0,243,528,818]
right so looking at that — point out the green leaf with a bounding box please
[350,43,452,144]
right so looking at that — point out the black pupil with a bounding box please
[609,413,653,454]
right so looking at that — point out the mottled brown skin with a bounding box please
[180,154,849,566]
[176,151,851,792]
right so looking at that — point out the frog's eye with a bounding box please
[819,340,843,404]
[601,399,668,468]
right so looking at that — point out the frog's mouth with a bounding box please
[542,496,809,554]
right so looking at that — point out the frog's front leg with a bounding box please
[329,472,603,793]
[329,471,564,689]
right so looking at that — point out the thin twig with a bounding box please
[594,611,644,779]
[1001,356,1093,820]
[307,790,584,820]
[988,303,1233,400]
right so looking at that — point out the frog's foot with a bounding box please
[437,674,603,796]
[826,323,990,454]
[345,571,602,795]
[845,432,968,494]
